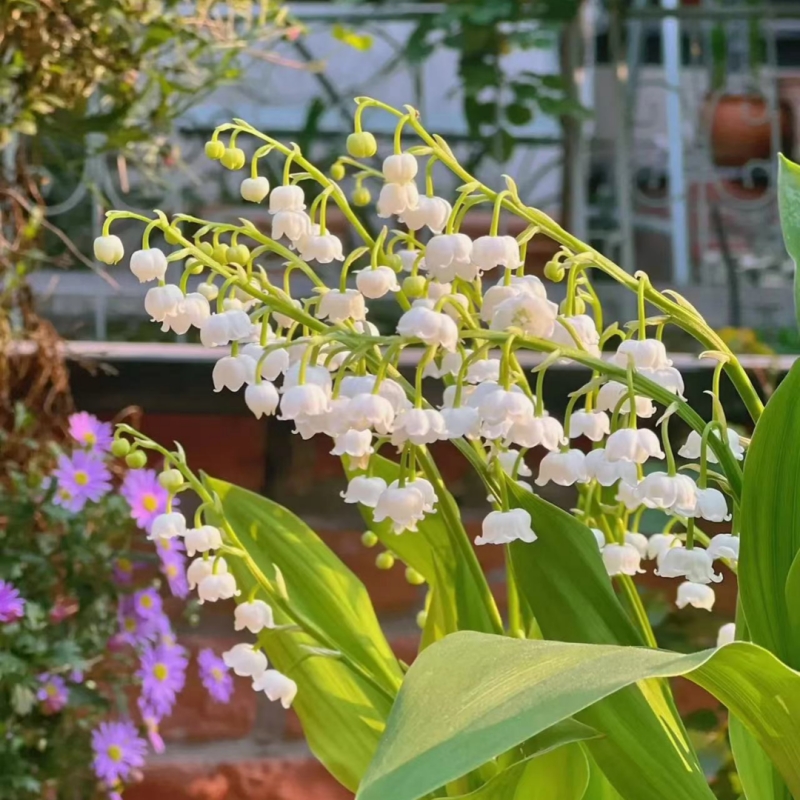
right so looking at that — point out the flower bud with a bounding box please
[405,567,425,586]
[212,243,229,263]
[330,162,346,181]
[226,244,251,265]
[402,275,426,298]
[347,131,378,158]
[125,450,147,469]
[544,259,565,282]
[220,147,246,170]
[375,552,395,570]
[198,283,219,302]
[352,186,371,207]
[205,140,225,160]
[158,469,184,492]
[572,296,587,314]
[164,226,182,245]
[185,257,204,275]
[416,610,427,629]
[93,235,124,265]
[111,439,131,458]
[197,242,214,258]
[361,531,379,548]
[240,176,270,203]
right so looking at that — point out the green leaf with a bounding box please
[777,153,800,332]
[356,634,800,800]
[506,486,710,800]
[740,361,800,667]
[785,548,800,634]
[729,718,791,800]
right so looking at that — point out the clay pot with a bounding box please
[705,94,794,167]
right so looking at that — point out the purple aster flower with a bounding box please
[197,648,234,704]
[68,412,113,453]
[133,588,163,620]
[0,580,25,623]
[51,451,112,513]
[91,720,147,787]
[120,469,175,533]
[113,557,137,585]
[155,539,189,599]
[37,674,69,714]
[117,597,171,648]
[137,642,188,718]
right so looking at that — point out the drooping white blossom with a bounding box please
[605,428,664,464]
[602,543,645,576]
[535,449,588,487]
[252,669,298,708]
[223,643,268,678]
[234,600,275,634]
[474,508,536,546]
[130,248,168,283]
[676,581,715,611]
[340,476,387,507]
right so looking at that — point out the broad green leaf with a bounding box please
[582,757,625,800]
[785,548,800,633]
[356,634,800,800]
[740,361,800,668]
[448,743,590,800]
[730,718,791,800]
[346,455,503,641]
[778,153,800,331]
[507,486,710,800]
[205,476,403,690]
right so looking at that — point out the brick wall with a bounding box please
[129,412,736,799]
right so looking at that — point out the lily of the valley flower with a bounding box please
[676,581,715,611]
[234,600,275,634]
[212,354,256,393]
[340,475,387,507]
[568,410,610,441]
[184,525,223,557]
[245,381,280,418]
[605,428,664,464]
[706,533,740,564]
[396,305,458,351]
[602,543,645,576]
[474,508,536,546]
[223,643,267,678]
[372,484,427,533]
[252,669,298,708]
[657,547,722,584]
[535,449,588,487]
[130,248,168,283]
[355,266,401,299]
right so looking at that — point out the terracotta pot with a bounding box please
[704,94,794,167]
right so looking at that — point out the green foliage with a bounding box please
[778,154,800,333]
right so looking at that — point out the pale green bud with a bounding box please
[125,450,148,469]
[205,140,225,160]
[361,531,379,548]
[375,552,395,570]
[220,147,246,171]
[352,186,371,207]
[158,469,184,492]
[331,162,346,181]
[402,275,426,298]
[111,439,131,458]
[347,131,378,159]
[405,567,425,586]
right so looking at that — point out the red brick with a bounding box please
[130,758,352,800]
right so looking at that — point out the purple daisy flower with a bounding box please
[91,720,147,787]
[117,597,171,648]
[0,580,25,623]
[51,451,112,513]
[133,588,164,621]
[113,557,137,585]
[68,412,113,453]
[155,539,189,599]
[137,642,188,718]
[120,469,174,533]
[197,648,234,704]
[37,674,69,714]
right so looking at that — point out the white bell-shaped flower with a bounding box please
[480,276,547,323]
[387,478,437,513]
[568,410,610,442]
[377,182,420,218]
[466,358,500,384]
[241,176,270,203]
[424,350,463,379]
[197,571,238,603]
[592,528,606,549]
[678,428,745,463]
[198,283,219,302]
[269,185,305,213]
[94,234,125,265]
[347,393,396,434]
[611,339,672,370]
[383,153,418,184]
[646,533,679,562]
[548,314,601,357]
[397,305,458,352]
[624,532,649,559]
[200,310,253,348]
[150,512,187,542]
[584,449,638,487]
[717,622,736,646]
[130,248,168,283]
[317,289,366,323]
[223,643,267,678]
[706,533,739,564]
[605,428,664,464]
[283,363,332,396]
[372,484,427,533]
[340,475,387,508]
[391,409,446,446]
[497,450,532,478]
[212,354,256,393]
[279,384,330,420]
[471,235,521,272]
[596,382,655,419]
[187,557,227,590]
[424,234,476,282]
[478,389,535,441]
[161,292,211,335]
[272,210,312,242]
[505,415,564,451]
[355,266,401,299]
[184,525,223,557]
[676,581,715,611]
[694,487,731,522]
[635,472,698,516]
[535,449,588,486]
[144,284,184,323]
[315,397,352,438]
[241,343,289,382]
[474,508,536,546]
[331,429,374,469]
[397,249,424,273]
[299,232,345,264]
[490,293,558,339]
[616,480,642,511]
[602,543,645,576]
[252,669,298,709]
[245,381,280,419]
[234,600,275,634]
[441,406,481,439]
[399,195,452,234]
[657,547,722,584]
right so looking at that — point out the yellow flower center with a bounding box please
[83,432,97,446]
[211,667,223,681]
[74,470,89,486]
[118,558,132,574]
[58,489,72,501]
[142,494,158,513]
[107,745,123,762]
[45,683,58,697]
[153,663,169,681]
[125,618,136,632]
[166,565,177,578]
[139,594,152,608]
